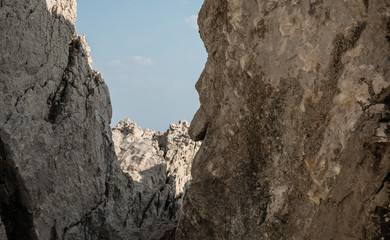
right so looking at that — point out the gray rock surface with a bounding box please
[0,219,6,240]
[0,0,135,239]
[112,119,200,235]
[177,0,390,239]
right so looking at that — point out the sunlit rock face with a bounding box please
[0,0,135,239]
[177,0,390,239]
[112,119,200,238]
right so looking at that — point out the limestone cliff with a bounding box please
[0,1,135,239]
[112,119,200,238]
[177,0,390,239]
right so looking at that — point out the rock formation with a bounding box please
[3,0,389,239]
[0,219,6,240]
[0,0,200,239]
[0,1,134,239]
[112,119,200,239]
[177,0,390,239]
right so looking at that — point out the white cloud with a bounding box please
[109,59,122,66]
[132,56,154,66]
[185,15,198,30]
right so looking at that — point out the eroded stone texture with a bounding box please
[0,1,135,239]
[112,119,201,237]
[177,0,390,239]
[0,219,6,240]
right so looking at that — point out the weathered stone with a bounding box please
[0,219,6,240]
[112,119,201,235]
[0,1,135,239]
[177,0,390,239]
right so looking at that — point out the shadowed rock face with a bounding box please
[112,119,200,238]
[177,0,390,239]
[0,1,136,239]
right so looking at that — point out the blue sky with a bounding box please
[76,0,206,131]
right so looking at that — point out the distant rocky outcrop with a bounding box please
[177,0,390,239]
[112,119,200,238]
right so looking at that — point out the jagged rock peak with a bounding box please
[46,0,77,25]
[113,119,201,195]
[112,119,201,230]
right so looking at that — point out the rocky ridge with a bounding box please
[177,0,390,239]
[112,119,200,238]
